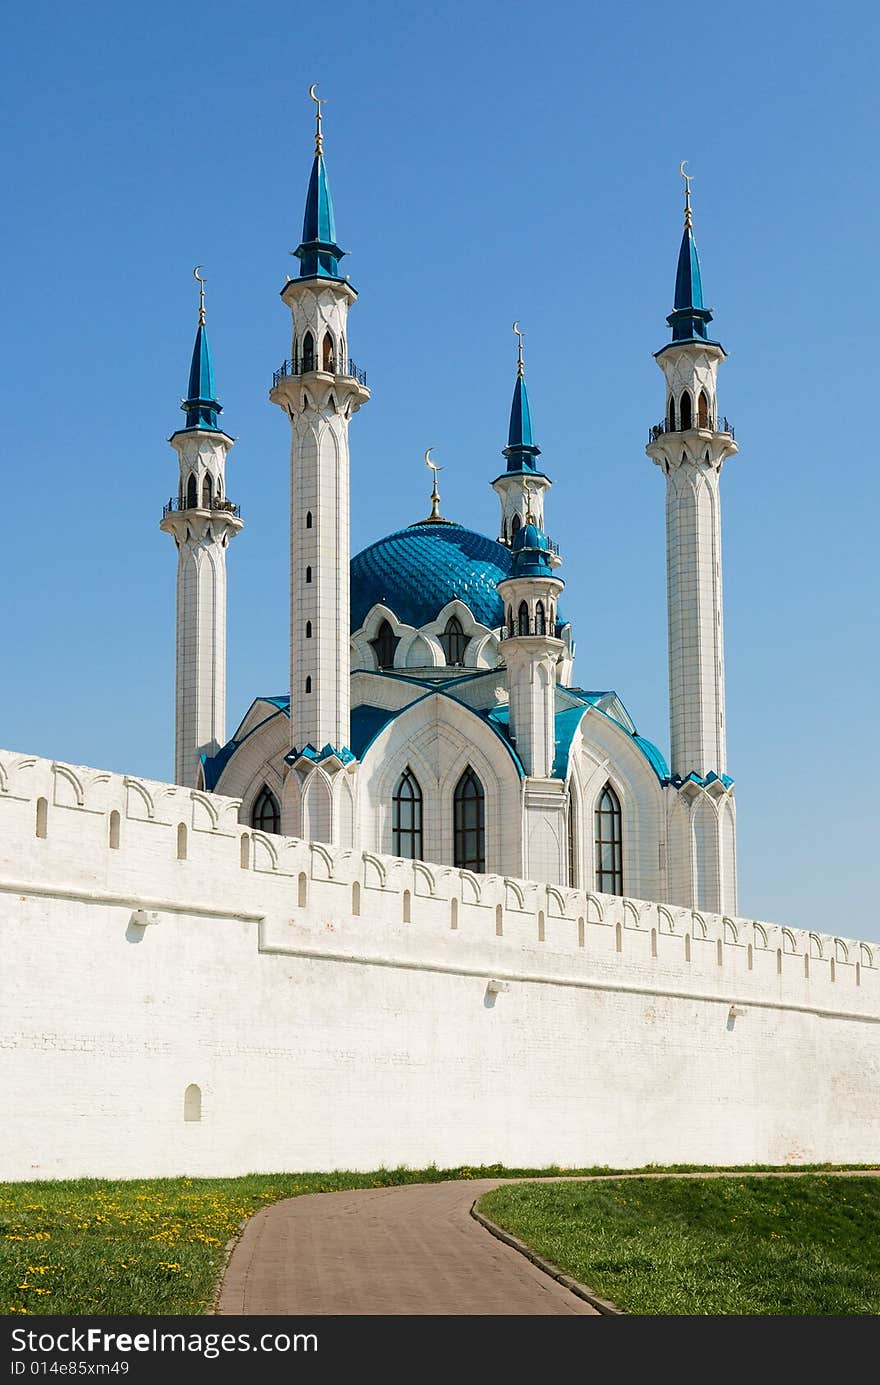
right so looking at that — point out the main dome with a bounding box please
[350,522,512,632]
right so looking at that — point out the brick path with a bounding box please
[216,1169,879,1316]
[216,1179,598,1316]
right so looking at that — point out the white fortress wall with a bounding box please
[0,749,877,1180]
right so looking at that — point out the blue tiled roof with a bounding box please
[204,681,676,791]
[350,522,514,631]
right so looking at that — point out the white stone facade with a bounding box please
[1,750,877,1180]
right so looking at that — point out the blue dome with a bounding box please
[350,522,513,631]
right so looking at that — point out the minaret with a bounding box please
[497,468,564,783]
[491,324,552,541]
[269,86,369,842]
[646,167,738,915]
[160,269,242,788]
[646,168,737,781]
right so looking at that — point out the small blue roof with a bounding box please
[506,520,562,580]
[178,320,223,432]
[662,207,722,353]
[294,153,347,282]
[502,373,542,473]
[351,522,514,631]
[203,679,677,791]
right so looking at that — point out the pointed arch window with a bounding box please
[518,601,529,636]
[698,389,710,428]
[680,390,692,431]
[535,601,546,635]
[511,514,522,540]
[501,518,508,544]
[453,767,485,872]
[568,786,578,888]
[201,473,213,509]
[440,616,467,666]
[306,511,313,529]
[186,473,198,508]
[302,331,315,372]
[507,606,514,637]
[252,785,281,835]
[595,783,623,895]
[392,767,423,860]
[667,395,677,431]
[322,331,334,372]
[371,619,399,670]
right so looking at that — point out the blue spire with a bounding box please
[179,272,222,432]
[502,326,541,473]
[294,87,347,282]
[664,169,719,348]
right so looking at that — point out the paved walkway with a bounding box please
[217,1179,597,1316]
[217,1169,879,1316]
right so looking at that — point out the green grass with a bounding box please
[478,1176,880,1314]
[2,1165,876,1316]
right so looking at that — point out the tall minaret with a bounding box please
[492,324,552,541]
[269,86,369,841]
[645,168,737,782]
[160,270,242,788]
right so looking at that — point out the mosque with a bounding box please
[3,92,878,1182]
[160,92,738,916]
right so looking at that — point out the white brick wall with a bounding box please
[1,749,877,1180]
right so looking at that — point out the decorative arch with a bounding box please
[679,389,693,430]
[187,473,198,508]
[322,330,334,371]
[518,601,529,636]
[302,331,315,371]
[302,773,332,842]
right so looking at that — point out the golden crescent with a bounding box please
[424,447,436,468]
[679,159,689,179]
[512,320,519,335]
[309,82,320,103]
[193,265,205,284]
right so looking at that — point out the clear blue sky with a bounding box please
[1,0,877,941]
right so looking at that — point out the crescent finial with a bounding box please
[193,265,206,325]
[679,160,694,229]
[424,448,443,521]
[309,82,326,154]
[512,320,525,377]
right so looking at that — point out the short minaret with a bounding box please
[160,269,242,788]
[270,87,369,766]
[491,324,552,542]
[497,503,564,780]
[645,168,737,782]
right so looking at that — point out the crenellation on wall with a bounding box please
[2,748,878,1179]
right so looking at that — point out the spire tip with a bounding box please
[679,160,694,230]
[193,265,206,326]
[512,320,525,377]
[309,82,326,156]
